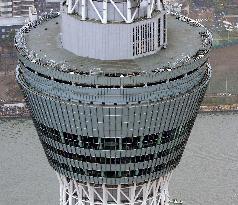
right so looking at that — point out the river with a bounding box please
[0,113,238,205]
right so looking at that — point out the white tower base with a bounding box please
[56,172,172,205]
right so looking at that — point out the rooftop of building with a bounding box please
[23,14,211,74]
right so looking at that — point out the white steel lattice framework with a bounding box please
[65,0,164,23]
[56,172,172,205]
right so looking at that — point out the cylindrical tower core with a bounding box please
[61,0,167,60]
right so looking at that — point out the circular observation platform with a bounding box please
[15,12,212,186]
[20,14,209,74]
[15,12,212,106]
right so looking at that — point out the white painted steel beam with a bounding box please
[109,0,128,23]
[88,0,104,22]
[65,0,162,23]
[157,0,162,11]
[147,0,151,18]
[102,0,108,24]
[81,0,86,20]
[127,0,132,23]
[67,0,72,13]
[56,172,172,205]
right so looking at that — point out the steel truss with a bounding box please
[65,0,164,23]
[56,172,172,205]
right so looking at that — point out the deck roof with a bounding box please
[25,15,205,74]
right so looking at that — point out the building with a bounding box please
[0,0,13,17]
[0,0,34,17]
[15,0,212,204]
[0,16,24,39]
[0,0,35,39]
[165,0,190,15]
[34,0,61,15]
[12,0,35,17]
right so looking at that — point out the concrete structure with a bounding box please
[0,0,35,39]
[0,0,34,17]
[15,1,212,204]
[165,0,189,15]
[34,0,61,15]
[0,0,12,17]
[0,16,25,38]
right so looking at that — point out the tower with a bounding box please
[15,1,212,204]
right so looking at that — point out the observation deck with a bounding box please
[15,7,212,205]
[23,15,207,74]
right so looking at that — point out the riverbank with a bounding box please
[1,102,238,119]
[200,104,238,113]
[0,103,30,118]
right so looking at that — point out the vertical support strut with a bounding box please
[147,0,151,18]
[88,183,94,205]
[157,0,162,11]
[153,181,157,205]
[67,0,72,13]
[102,0,108,24]
[81,0,86,20]
[127,0,132,23]
[69,180,73,205]
[62,177,67,205]
[117,184,121,205]
[102,184,108,205]
[129,183,136,204]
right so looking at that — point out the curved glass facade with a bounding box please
[16,59,211,185]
